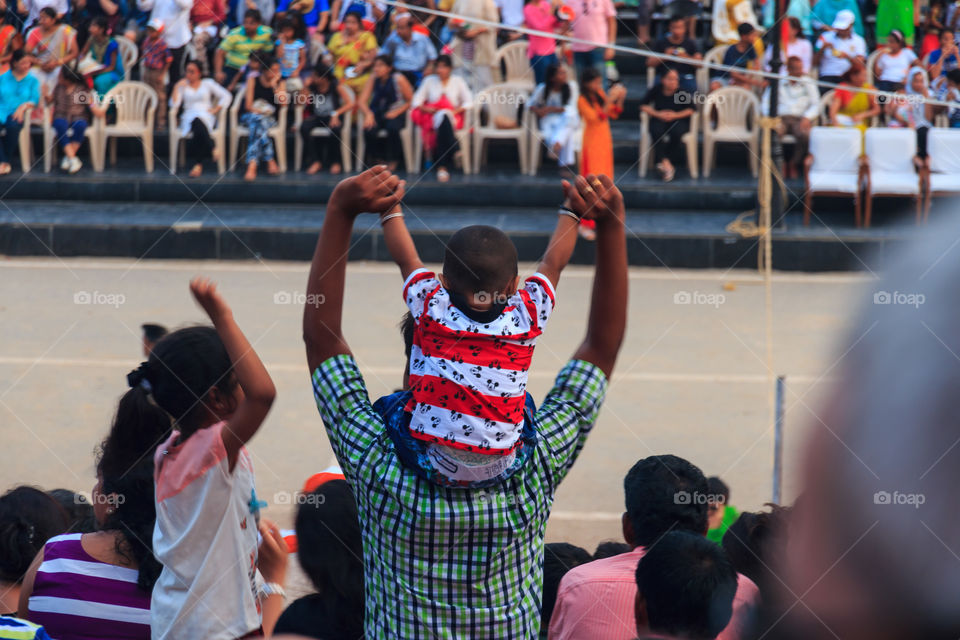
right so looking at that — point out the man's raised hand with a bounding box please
[330,165,406,217]
[562,174,624,223]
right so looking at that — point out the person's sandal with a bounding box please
[189,163,203,177]
[437,168,450,182]
[662,165,675,182]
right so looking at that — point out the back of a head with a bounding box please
[593,540,632,560]
[295,480,364,635]
[48,489,97,534]
[625,455,709,547]
[140,326,233,430]
[442,226,518,296]
[635,531,737,640]
[706,477,730,505]
[721,505,790,600]
[542,543,592,630]
[0,486,69,584]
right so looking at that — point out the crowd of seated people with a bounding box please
[0,0,957,182]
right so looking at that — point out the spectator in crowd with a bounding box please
[18,382,172,639]
[234,0,275,29]
[530,62,579,171]
[46,63,99,174]
[711,22,763,92]
[763,56,819,178]
[169,59,232,176]
[0,13,18,74]
[16,0,68,29]
[379,12,436,86]
[190,0,227,73]
[0,486,69,615]
[330,0,384,31]
[763,0,812,38]
[649,15,702,94]
[815,9,867,88]
[276,17,307,98]
[450,0,498,91]
[303,164,627,638]
[523,0,564,85]
[141,20,172,129]
[301,63,353,174]
[641,68,693,182]
[876,0,918,46]
[131,279,277,639]
[548,455,760,640]
[887,66,932,164]
[495,0,524,42]
[829,60,880,136]
[216,9,274,89]
[25,7,77,97]
[578,67,624,179]
[276,0,329,36]
[942,67,960,126]
[359,53,412,170]
[137,0,191,86]
[273,480,365,638]
[71,0,122,50]
[874,28,918,94]
[0,50,39,175]
[626,0,650,46]
[79,16,123,95]
[634,531,739,640]
[592,541,631,558]
[542,543,592,636]
[411,53,471,181]
[46,489,97,534]
[721,504,791,602]
[568,0,616,88]
[927,27,959,81]
[705,476,739,544]
[811,0,864,36]
[765,16,812,74]
[326,8,377,93]
[240,54,286,180]
[140,322,167,356]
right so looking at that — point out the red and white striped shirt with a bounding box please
[403,268,556,455]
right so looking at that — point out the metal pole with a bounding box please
[772,375,785,503]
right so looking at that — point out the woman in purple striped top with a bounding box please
[18,385,172,639]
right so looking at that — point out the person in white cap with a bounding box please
[814,8,867,91]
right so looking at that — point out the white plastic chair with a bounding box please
[865,49,883,87]
[803,127,864,226]
[639,109,700,178]
[863,127,922,227]
[169,102,228,175]
[116,37,138,81]
[293,86,355,172]
[229,87,288,173]
[93,81,158,172]
[925,128,960,220]
[493,41,534,88]
[698,45,726,94]
[43,104,102,172]
[702,86,760,177]
[525,105,581,176]
[473,83,529,174]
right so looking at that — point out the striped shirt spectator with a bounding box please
[0,616,53,640]
[26,533,151,640]
[218,21,274,72]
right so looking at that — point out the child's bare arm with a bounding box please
[190,277,276,470]
[381,203,424,280]
[536,193,580,288]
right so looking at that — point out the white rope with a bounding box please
[384,0,960,109]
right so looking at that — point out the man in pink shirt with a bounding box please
[568,0,616,86]
[548,455,760,640]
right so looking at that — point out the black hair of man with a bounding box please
[542,542,593,631]
[624,455,709,547]
[707,476,730,504]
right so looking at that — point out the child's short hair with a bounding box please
[442,225,518,295]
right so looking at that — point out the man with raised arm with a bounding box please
[303,166,628,638]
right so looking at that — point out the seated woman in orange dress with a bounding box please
[577,68,627,239]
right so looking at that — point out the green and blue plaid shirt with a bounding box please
[311,355,608,639]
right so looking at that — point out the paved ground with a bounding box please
[0,257,872,551]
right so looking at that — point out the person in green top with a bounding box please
[214,8,274,89]
[706,476,740,544]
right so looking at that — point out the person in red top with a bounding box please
[548,455,760,640]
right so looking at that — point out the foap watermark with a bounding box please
[674,491,726,506]
[274,290,326,307]
[88,492,126,507]
[476,488,522,505]
[873,490,925,509]
[673,290,725,308]
[674,92,712,106]
[272,491,327,506]
[474,290,512,306]
[74,290,126,308]
[476,92,526,106]
[873,290,925,308]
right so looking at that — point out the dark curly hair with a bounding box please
[0,486,69,584]
[95,385,173,591]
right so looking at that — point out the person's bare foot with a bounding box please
[306,161,322,175]
[0,163,11,175]
[189,163,203,178]
[330,163,342,174]
[266,159,280,175]
[244,162,257,181]
[437,167,450,182]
